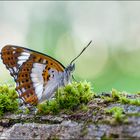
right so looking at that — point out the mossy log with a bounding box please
[0,83,140,139]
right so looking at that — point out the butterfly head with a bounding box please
[63,63,75,85]
[66,63,75,72]
[63,41,92,85]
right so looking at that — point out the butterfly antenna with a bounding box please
[70,40,92,65]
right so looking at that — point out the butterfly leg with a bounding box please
[72,75,78,82]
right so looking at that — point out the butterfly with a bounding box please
[1,41,92,105]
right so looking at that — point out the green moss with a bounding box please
[38,99,60,115]
[106,107,125,123]
[93,111,97,116]
[127,113,140,117]
[101,89,121,103]
[102,89,140,106]
[119,94,140,106]
[130,99,140,106]
[37,81,94,115]
[15,109,23,114]
[24,107,30,114]
[80,104,89,112]
[101,135,113,140]
[102,96,114,103]
[119,96,130,104]
[111,89,120,100]
[0,85,18,116]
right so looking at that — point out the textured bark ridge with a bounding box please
[0,92,140,139]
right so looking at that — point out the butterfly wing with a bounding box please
[1,45,65,105]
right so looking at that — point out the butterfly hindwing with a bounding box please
[1,45,65,105]
[16,59,38,105]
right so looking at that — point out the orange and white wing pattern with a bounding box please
[1,45,65,105]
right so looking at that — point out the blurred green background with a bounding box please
[0,1,140,93]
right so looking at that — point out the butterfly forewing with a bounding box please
[1,45,65,105]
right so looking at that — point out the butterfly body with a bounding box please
[1,45,75,105]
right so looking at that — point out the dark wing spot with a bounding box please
[47,75,50,80]
[33,56,36,59]
[39,58,42,62]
